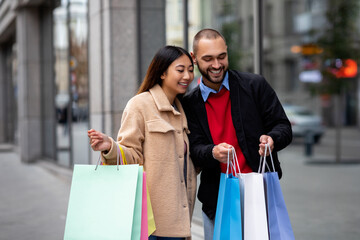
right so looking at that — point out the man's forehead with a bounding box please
[196,38,227,56]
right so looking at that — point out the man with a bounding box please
[182,29,292,239]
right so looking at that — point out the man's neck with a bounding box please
[202,79,223,91]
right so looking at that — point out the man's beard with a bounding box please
[198,65,227,84]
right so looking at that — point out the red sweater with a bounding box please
[205,88,253,174]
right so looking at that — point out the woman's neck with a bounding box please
[162,88,176,105]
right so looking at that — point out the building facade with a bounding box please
[0,0,358,166]
[0,0,59,163]
[0,0,166,166]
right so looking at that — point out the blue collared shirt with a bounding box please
[200,71,229,102]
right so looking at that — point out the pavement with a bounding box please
[0,127,360,240]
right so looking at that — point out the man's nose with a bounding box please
[212,59,220,69]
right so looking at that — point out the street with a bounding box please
[0,127,359,239]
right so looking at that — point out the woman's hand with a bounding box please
[87,129,112,152]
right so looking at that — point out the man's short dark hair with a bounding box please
[193,29,226,55]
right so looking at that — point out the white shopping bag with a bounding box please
[243,172,269,240]
[243,145,270,240]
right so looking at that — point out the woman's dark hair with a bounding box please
[137,46,193,94]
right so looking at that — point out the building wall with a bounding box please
[0,0,58,162]
[88,0,166,164]
[0,0,358,166]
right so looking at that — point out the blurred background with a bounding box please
[0,0,359,239]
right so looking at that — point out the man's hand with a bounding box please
[259,135,274,156]
[212,143,233,163]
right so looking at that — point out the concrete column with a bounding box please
[88,0,165,163]
[0,48,6,143]
[39,6,56,160]
[0,46,16,144]
[2,45,17,144]
[16,8,42,162]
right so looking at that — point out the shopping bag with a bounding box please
[243,172,269,240]
[243,146,269,240]
[132,166,144,240]
[262,144,295,240]
[213,150,243,240]
[147,184,156,236]
[63,164,140,240]
[141,172,148,239]
[64,145,143,240]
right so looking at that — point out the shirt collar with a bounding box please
[199,71,229,102]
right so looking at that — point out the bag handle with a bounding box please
[226,147,242,177]
[95,142,123,171]
[258,143,275,173]
[231,147,242,176]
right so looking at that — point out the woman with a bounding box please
[88,46,196,240]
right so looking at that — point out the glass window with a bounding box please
[168,0,359,126]
[168,0,253,84]
[263,0,359,127]
[166,0,184,46]
[54,0,89,167]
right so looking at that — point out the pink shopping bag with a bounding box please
[141,172,148,239]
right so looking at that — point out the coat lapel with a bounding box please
[149,84,181,115]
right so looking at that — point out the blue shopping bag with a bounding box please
[213,172,227,239]
[262,144,295,240]
[264,172,295,240]
[213,149,243,240]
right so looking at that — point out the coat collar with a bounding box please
[149,84,180,115]
[149,84,189,132]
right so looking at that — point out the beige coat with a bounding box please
[102,84,197,237]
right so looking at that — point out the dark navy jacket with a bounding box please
[181,70,292,219]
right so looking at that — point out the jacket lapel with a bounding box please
[229,72,242,128]
[228,71,251,162]
[192,87,213,143]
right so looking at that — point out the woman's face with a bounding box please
[161,54,194,98]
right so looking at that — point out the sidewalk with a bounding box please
[279,127,360,240]
[0,149,71,240]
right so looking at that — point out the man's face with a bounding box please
[192,37,229,88]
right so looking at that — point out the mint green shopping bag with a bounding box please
[64,164,141,240]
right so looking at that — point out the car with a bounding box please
[283,104,325,144]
